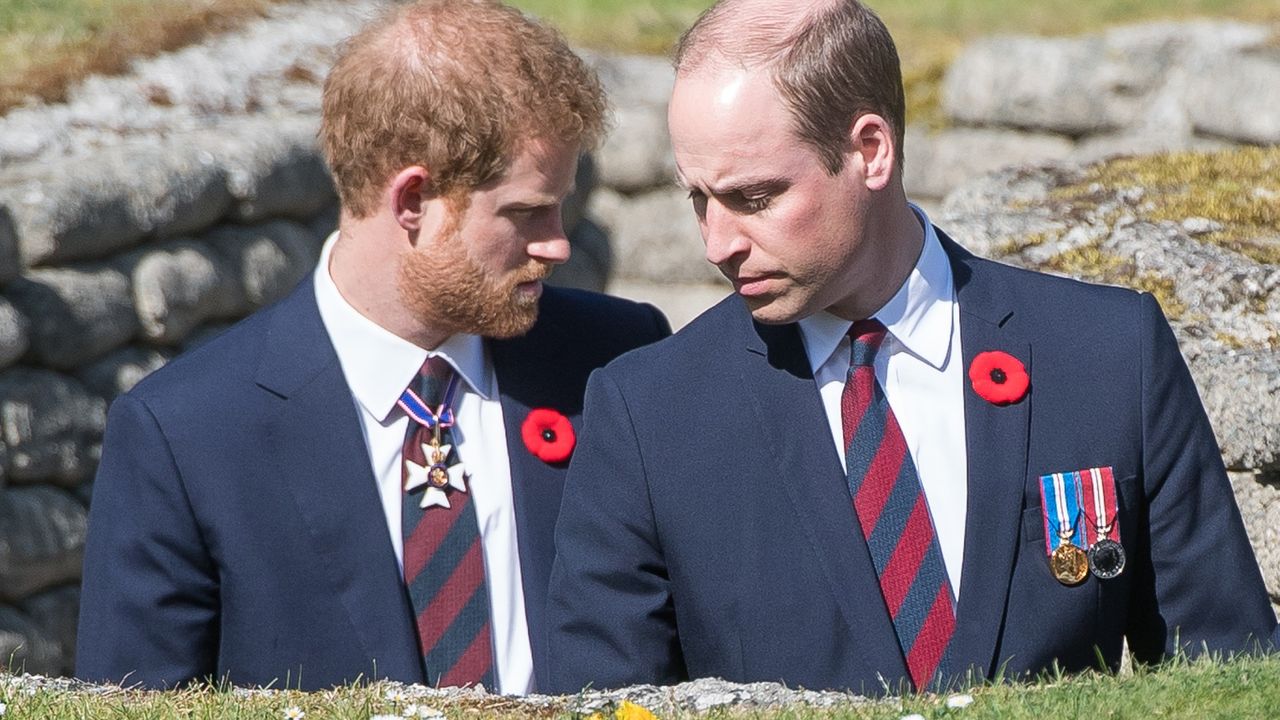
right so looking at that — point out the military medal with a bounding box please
[1050,535,1089,585]
[1040,471,1088,586]
[1080,466,1125,579]
[399,373,470,510]
[1087,535,1125,579]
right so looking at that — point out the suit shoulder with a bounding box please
[956,253,1158,359]
[536,286,671,349]
[597,294,744,383]
[123,304,275,415]
[963,253,1147,319]
[541,286,664,326]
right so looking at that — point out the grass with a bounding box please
[514,0,1280,127]
[4,1,1279,119]
[0,0,286,112]
[2,653,1280,718]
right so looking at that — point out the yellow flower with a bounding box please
[615,701,657,720]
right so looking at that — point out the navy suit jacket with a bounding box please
[546,232,1277,695]
[76,279,670,690]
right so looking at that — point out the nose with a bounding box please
[701,201,749,267]
[527,212,571,266]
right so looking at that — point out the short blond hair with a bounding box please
[320,0,606,217]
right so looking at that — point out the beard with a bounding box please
[396,229,549,340]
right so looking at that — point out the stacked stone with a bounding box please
[577,53,732,329]
[908,21,1280,204]
[0,118,339,676]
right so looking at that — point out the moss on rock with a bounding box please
[1053,147,1280,265]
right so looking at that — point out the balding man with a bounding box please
[546,0,1276,695]
[76,0,669,691]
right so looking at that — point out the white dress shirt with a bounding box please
[797,205,968,598]
[312,232,534,694]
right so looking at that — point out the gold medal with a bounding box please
[1050,543,1089,585]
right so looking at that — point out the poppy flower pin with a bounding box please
[521,408,576,463]
[968,351,1029,405]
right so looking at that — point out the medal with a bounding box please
[1088,537,1126,579]
[1080,467,1125,580]
[399,372,470,509]
[1051,543,1089,585]
[1040,471,1089,586]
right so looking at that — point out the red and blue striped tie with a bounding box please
[400,357,495,688]
[841,319,955,691]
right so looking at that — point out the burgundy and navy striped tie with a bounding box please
[841,319,955,691]
[400,357,495,688]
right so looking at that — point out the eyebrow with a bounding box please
[718,178,786,196]
[500,184,578,209]
[674,173,787,197]
[694,178,787,197]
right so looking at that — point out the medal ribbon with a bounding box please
[1080,466,1120,546]
[397,372,461,430]
[1039,471,1083,556]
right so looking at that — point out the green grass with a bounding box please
[513,0,1280,127]
[3,0,1278,119]
[3,654,1280,719]
[0,0,282,111]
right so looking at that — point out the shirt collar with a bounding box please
[312,231,495,423]
[797,203,956,374]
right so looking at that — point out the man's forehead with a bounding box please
[672,63,772,113]
[479,138,579,196]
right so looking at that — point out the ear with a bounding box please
[388,166,433,231]
[849,114,896,192]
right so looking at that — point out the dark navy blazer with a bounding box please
[75,279,670,690]
[546,232,1277,695]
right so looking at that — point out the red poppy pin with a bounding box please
[968,351,1029,405]
[521,408,576,464]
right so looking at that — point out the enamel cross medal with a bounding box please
[401,373,470,509]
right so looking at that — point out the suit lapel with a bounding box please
[740,313,909,683]
[490,327,572,691]
[941,234,1032,680]
[255,280,423,682]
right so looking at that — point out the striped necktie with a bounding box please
[841,319,955,691]
[399,356,495,688]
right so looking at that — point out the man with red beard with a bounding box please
[76,0,669,692]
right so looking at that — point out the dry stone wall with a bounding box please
[0,0,1276,677]
[908,21,1280,202]
[0,120,339,675]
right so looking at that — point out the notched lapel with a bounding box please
[947,242,1033,681]
[489,332,572,689]
[742,321,908,683]
[256,285,422,682]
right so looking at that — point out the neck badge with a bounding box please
[399,373,470,510]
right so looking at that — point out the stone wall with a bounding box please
[909,21,1280,202]
[0,3,1276,676]
[0,118,343,675]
